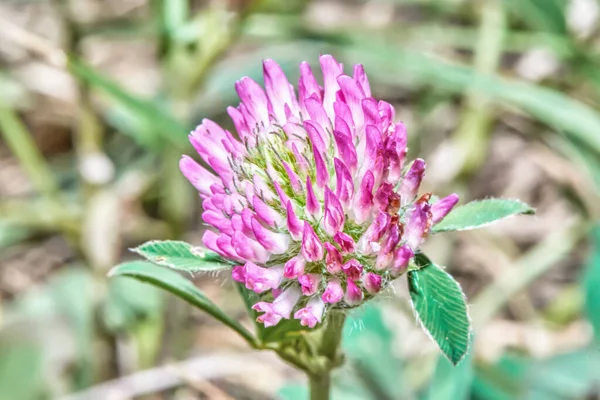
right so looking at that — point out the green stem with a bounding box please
[309,311,346,400]
[319,311,346,361]
[309,374,331,400]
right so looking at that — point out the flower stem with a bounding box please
[309,374,331,400]
[309,311,346,400]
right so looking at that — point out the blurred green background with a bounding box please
[1,0,600,398]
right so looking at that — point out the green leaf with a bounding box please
[408,257,470,365]
[109,261,255,346]
[132,240,231,272]
[582,226,600,341]
[432,199,535,233]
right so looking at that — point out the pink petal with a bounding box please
[263,59,298,123]
[294,297,325,328]
[334,232,355,254]
[312,145,330,189]
[399,159,426,206]
[322,279,344,304]
[431,193,459,224]
[251,217,290,254]
[344,280,364,306]
[305,177,321,218]
[179,156,220,196]
[353,171,375,224]
[301,222,324,262]
[363,273,382,294]
[342,259,363,281]
[324,242,343,274]
[353,64,371,97]
[235,77,270,128]
[298,273,321,295]
[252,196,283,227]
[284,255,306,279]
[323,187,345,236]
[391,245,413,277]
[319,55,344,120]
[334,158,354,207]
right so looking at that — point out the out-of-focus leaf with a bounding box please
[0,222,31,249]
[0,341,44,400]
[472,354,529,400]
[473,349,600,400]
[132,240,231,272]
[343,37,600,157]
[408,257,470,365]
[343,304,407,399]
[426,351,473,400]
[49,268,96,388]
[582,226,600,340]
[432,199,535,233]
[109,262,255,345]
[102,276,164,332]
[526,349,600,400]
[68,58,187,149]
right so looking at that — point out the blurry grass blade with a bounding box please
[67,58,188,148]
[432,199,535,233]
[426,351,473,400]
[345,37,600,155]
[471,219,588,328]
[0,104,59,198]
[132,240,231,272]
[0,198,80,234]
[504,0,567,33]
[408,256,470,365]
[158,0,189,40]
[454,0,505,174]
[109,261,256,346]
[582,225,600,341]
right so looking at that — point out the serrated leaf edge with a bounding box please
[432,198,536,234]
[408,264,472,365]
[129,240,231,271]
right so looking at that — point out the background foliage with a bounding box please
[1,0,600,398]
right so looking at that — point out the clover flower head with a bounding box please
[181,55,459,328]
